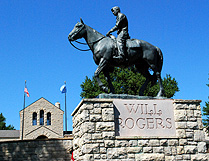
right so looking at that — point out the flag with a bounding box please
[60,84,67,93]
[71,152,74,161]
[24,86,30,97]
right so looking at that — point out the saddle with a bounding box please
[109,35,141,59]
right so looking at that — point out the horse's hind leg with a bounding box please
[156,72,164,97]
[136,65,151,96]
[149,64,165,97]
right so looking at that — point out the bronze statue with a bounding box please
[106,6,130,62]
[68,17,165,97]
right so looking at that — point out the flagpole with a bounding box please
[21,80,26,140]
[64,81,67,132]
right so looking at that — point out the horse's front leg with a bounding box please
[103,69,115,94]
[94,58,109,93]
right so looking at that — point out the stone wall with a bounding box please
[71,99,208,161]
[0,138,73,161]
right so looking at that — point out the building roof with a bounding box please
[0,130,20,138]
[20,97,64,113]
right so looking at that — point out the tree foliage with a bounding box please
[80,67,179,98]
[202,78,209,133]
[0,113,15,130]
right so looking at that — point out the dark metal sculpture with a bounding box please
[68,18,165,97]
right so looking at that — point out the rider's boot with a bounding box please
[114,41,125,62]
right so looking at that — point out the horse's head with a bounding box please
[68,18,86,41]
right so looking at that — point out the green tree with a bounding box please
[202,78,209,132]
[80,67,179,98]
[0,113,15,130]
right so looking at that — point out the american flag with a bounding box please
[24,86,30,97]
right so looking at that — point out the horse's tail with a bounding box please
[156,46,163,72]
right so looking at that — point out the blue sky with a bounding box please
[0,1,208,131]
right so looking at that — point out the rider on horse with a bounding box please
[106,6,130,62]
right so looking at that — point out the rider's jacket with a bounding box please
[115,12,128,35]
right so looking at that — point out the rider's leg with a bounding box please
[114,32,126,61]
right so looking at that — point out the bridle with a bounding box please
[69,24,105,51]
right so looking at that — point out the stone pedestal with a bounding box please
[71,98,208,161]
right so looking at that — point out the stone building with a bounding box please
[19,97,64,140]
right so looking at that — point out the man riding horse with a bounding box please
[68,7,165,97]
[106,6,130,62]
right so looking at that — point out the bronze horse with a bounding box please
[68,19,165,97]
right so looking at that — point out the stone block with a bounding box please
[177,146,184,154]
[104,140,115,148]
[164,147,172,155]
[100,147,106,153]
[127,147,142,153]
[115,140,129,147]
[80,110,90,122]
[100,154,107,159]
[168,139,178,146]
[102,108,114,121]
[90,114,102,122]
[194,109,202,118]
[138,140,149,146]
[96,122,114,131]
[117,147,128,159]
[190,154,208,161]
[128,153,135,159]
[160,139,168,146]
[194,130,205,141]
[186,131,194,138]
[135,153,164,160]
[189,104,197,110]
[174,110,187,121]
[93,107,102,114]
[171,146,177,155]
[148,139,160,147]
[176,129,186,138]
[165,156,175,160]
[129,140,138,147]
[92,133,102,140]
[80,122,95,135]
[187,122,198,129]
[83,154,94,161]
[101,103,113,108]
[102,132,115,140]
[94,154,101,159]
[153,147,164,153]
[82,143,100,154]
[198,142,206,153]
[182,154,191,160]
[184,145,197,154]
[174,103,188,110]
[143,147,152,153]
[197,118,204,129]
[175,122,187,129]
[107,148,118,159]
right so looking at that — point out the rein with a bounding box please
[69,36,106,52]
[69,41,91,51]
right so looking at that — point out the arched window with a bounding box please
[47,112,51,125]
[32,112,37,125]
[40,110,44,125]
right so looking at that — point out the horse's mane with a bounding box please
[85,24,105,38]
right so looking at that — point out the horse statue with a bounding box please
[68,18,165,97]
